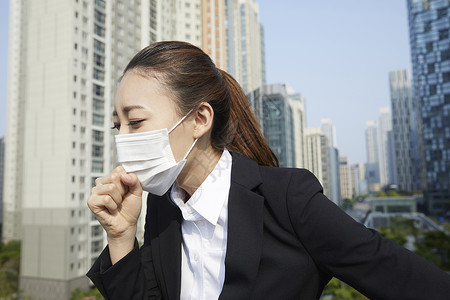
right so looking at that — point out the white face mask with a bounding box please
[115,110,197,196]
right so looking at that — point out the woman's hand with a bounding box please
[87,166,143,263]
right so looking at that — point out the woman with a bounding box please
[87,41,450,300]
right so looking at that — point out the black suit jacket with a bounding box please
[87,152,450,299]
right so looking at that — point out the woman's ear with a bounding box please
[192,102,214,139]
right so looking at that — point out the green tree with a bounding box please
[70,287,103,300]
[322,277,368,300]
[0,240,21,299]
[415,230,450,271]
[377,226,407,246]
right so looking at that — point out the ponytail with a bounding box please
[124,41,279,167]
[219,70,279,167]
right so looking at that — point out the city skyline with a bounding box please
[1,1,411,165]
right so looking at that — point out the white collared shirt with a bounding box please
[170,149,232,300]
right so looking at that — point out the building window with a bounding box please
[92,161,104,173]
[93,84,104,97]
[441,49,450,61]
[93,130,104,143]
[93,68,105,81]
[92,145,104,157]
[92,113,104,126]
[443,72,450,83]
[94,9,106,24]
[439,29,449,41]
[94,24,105,37]
[94,39,105,53]
[93,98,104,113]
[429,84,437,96]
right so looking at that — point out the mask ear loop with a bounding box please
[168,108,194,134]
[183,138,198,160]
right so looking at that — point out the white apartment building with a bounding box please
[226,0,263,92]
[305,128,331,199]
[378,106,393,187]
[289,94,306,168]
[321,118,340,205]
[339,156,353,200]
[365,120,381,192]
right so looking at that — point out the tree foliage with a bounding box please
[70,287,104,300]
[322,277,368,300]
[0,240,21,299]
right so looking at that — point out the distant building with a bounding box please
[389,70,421,192]
[365,120,381,192]
[291,94,306,168]
[351,162,367,196]
[321,119,341,204]
[260,84,296,168]
[378,107,395,186]
[370,196,418,214]
[364,212,443,233]
[305,128,331,199]
[339,157,353,200]
[226,0,264,93]
[407,0,450,217]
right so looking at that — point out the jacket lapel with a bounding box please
[219,152,265,300]
[152,193,182,300]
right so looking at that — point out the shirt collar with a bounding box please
[170,149,232,225]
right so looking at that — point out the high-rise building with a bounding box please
[290,93,306,168]
[321,118,341,205]
[3,0,24,243]
[407,0,450,217]
[365,120,381,192]
[5,1,145,298]
[351,163,367,196]
[225,0,263,93]
[389,69,420,192]
[305,128,331,199]
[378,107,394,187]
[261,84,296,168]
[0,136,4,236]
[202,0,227,69]
[339,157,353,200]
[157,0,203,47]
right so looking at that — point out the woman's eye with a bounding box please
[128,120,145,126]
[111,124,121,130]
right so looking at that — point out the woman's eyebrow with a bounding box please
[112,105,146,117]
[123,105,146,113]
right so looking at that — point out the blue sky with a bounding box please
[0,1,411,164]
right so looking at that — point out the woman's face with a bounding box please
[113,71,195,162]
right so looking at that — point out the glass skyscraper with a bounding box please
[407,0,450,217]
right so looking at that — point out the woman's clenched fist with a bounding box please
[87,166,143,255]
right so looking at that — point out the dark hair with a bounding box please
[123,41,279,167]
